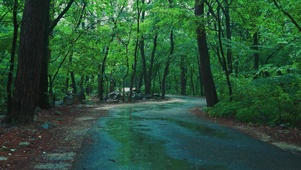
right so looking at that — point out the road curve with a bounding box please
[72,96,301,170]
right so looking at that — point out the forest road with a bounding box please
[72,96,301,170]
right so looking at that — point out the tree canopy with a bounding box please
[0,0,301,126]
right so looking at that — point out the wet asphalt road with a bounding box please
[72,96,301,170]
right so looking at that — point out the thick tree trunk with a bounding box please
[195,0,218,107]
[7,0,50,124]
[7,0,18,114]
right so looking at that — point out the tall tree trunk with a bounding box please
[161,0,174,99]
[139,1,151,95]
[6,0,18,114]
[129,39,139,102]
[98,47,109,101]
[85,76,92,95]
[196,55,204,96]
[129,0,141,102]
[161,30,174,99]
[190,68,196,95]
[70,70,77,93]
[78,75,86,102]
[39,0,75,109]
[65,77,69,94]
[147,33,158,94]
[69,53,76,94]
[195,0,218,107]
[7,0,50,124]
[139,35,149,94]
[217,7,233,101]
[225,0,233,74]
[180,55,187,95]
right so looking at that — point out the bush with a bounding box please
[208,74,301,127]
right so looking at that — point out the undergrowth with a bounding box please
[207,74,301,127]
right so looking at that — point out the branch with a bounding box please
[75,0,87,28]
[0,10,10,23]
[49,0,75,34]
[273,0,301,32]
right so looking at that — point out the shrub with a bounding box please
[208,74,301,127]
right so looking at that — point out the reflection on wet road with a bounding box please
[73,96,301,170]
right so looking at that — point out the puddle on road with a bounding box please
[106,114,193,169]
[103,107,229,169]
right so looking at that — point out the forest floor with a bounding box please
[0,101,301,169]
[0,103,108,170]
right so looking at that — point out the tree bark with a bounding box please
[195,0,218,107]
[7,0,50,124]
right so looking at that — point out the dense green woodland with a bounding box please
[0,0,300,126]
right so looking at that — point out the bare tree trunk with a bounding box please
[195,0,218,107]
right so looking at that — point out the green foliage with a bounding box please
[209,74,301,127]
[1,0,301,129]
